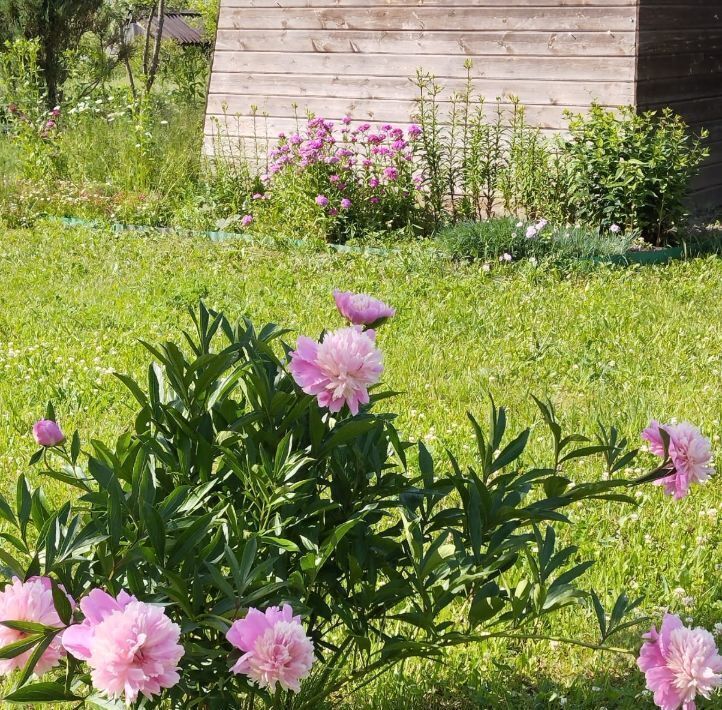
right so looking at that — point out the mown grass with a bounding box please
[2,223,722,708]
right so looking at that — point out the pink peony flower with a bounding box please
[62,588,136,661]
[333,289,395,327]
[315,194,329,207]
[642,420,714,499]
[0,577,73,677]
[638,613,722,710]
[33,419,64,447]
[79,599,184,704]
[289,326,383,415]
[227,605,314,693]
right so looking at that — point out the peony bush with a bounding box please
[0,297,718,708]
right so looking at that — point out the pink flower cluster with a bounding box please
[638,613,722,710]
[1,577,315,702]
[524,218,548,240]
[642,420,714,499]
[261,116,422,223]
[289,290,394,414]
[0,577,74,676]
[226,604,315,692]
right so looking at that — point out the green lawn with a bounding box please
[2,223,722,708]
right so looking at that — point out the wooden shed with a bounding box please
[204,1,722,210]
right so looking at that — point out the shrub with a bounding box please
[558,105,709,245]
[252,115,425,243]
[436,217,634,263]
[0,299,677,707]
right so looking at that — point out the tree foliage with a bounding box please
[0,0,104,106]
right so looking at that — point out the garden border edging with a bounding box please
[53,217,686,265]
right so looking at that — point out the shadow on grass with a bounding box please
[333,656,662,710]
[685,219,722,256]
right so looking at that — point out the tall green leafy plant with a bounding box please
[0,302,670,707]
[0,38,63,180]
[559,105,709,245]
[413,65,558,225]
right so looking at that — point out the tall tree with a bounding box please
[0,0,103,106]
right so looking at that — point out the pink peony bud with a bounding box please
[333,289,395,327]
[33,419,65,447]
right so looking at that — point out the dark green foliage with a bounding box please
[0,303,669,707]
[558,105,709,245]
[0,0,103,106]
[436,218,634,263]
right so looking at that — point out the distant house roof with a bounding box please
[128,10,207,47]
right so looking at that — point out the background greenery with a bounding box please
[2,223,722,707]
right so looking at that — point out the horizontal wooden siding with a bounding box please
[204,1,638,153]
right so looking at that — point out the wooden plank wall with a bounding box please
[636,1,722,210]
[204,0,638,155]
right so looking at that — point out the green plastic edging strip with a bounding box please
[53,216,686,265]
[54,217,396,256]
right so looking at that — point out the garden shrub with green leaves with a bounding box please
[0,297,695,708]
[0,38,64,180]
[412,66,558,228]
[559,105,709,245]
